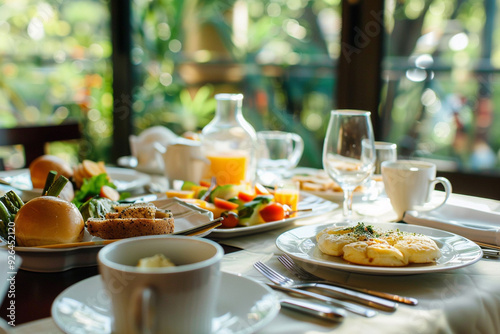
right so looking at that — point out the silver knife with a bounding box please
[317,281,418,306]
[302,283,398,312]
[267,283,377,318]
[280,298,346,322]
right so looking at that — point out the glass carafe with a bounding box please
[201,93,257,185]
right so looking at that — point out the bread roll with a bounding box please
[29,155,73,189]
[14,196,84,247]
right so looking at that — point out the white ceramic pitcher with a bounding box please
[154,139,209,184]
[129,126,178,171]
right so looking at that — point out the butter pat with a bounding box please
[137,254,176,268]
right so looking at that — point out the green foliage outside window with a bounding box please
[0,0,112,166]
[4,0,498,174]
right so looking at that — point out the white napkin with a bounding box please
[403,201,500,246]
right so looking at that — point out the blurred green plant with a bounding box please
[2,0,337,170]
[382,0,500,171]
[178,86,217,129]
[0,0,113,166]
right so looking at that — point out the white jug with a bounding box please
[154,138,209,184]
[129,126,178,171]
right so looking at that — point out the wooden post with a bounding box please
[110,0,134,162]
[337,0,384,139]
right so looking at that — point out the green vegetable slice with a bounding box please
[237,195,274,226]
[209,185,234,202]
[5,191,23,209]
[0,197,17,216]
[181,181,197,190]
[238,202,267,226]
[79,197,116,221]
[196,189,207,199]
[0,191,25,241]
[0,201,10,236]
[46,175,69,197]
[42,171,57,196]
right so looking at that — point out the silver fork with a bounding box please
[278,254,418,306]
[254,259,397,312]
[254,261,377,317]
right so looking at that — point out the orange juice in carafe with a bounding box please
[206,153,248,185]
[201,94,257,185]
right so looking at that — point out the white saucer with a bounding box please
[51,272,280,334]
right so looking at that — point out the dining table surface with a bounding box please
[1,172,500,334]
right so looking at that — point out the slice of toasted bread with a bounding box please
[86,217,174,239]
[107,203,156,219]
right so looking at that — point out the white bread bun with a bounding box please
[15,196,84,247]
[29,155,74,189]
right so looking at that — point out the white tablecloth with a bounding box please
[218,193,500,334]
[11,193,500,334]
[222,241,500,334]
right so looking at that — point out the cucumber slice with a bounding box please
[181,181,198,191]
[196,189,207,199]
[227,197,244,208]
[238,202,266,226]
[209,184,239,202]
[237,195,273,226]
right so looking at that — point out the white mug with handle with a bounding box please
[381,160,452,220]
[98,235,224,334]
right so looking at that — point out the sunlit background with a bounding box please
[1,0,499,176]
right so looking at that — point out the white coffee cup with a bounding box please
[381,160,452,220]
[98,235,224,334]
[256,131,304,185]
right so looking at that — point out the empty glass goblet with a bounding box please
[322,110,376,220]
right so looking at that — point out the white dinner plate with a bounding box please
[9,198,214,272]
[209,193,338,239]
[106,167,151,192]
[117,155,164,175]
[51,272,280,334]
[276,222,483,275]
[0,167,151,197]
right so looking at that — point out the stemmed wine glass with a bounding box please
[322,110,376,220]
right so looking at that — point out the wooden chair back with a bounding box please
[0,121,81,167]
